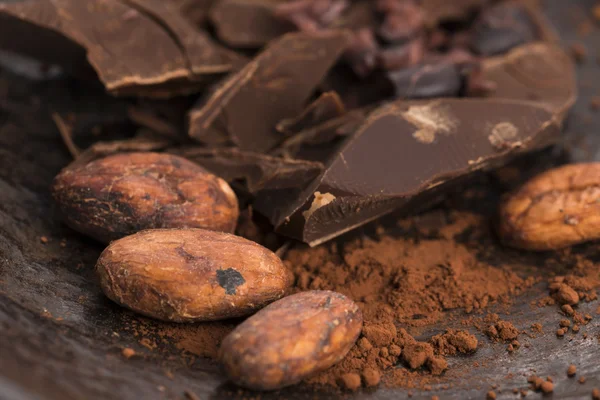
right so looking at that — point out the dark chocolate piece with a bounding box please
[470,3,537,56]
[188,30,351,152]
[171,147,324,193]
[276,91,346,137]
[209,0,295,48]
[387,63,463,99]
[255,98,563,246]
[481,42,576,122]
[0,0,243,97]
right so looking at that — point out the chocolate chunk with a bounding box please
[481,43,577,122]
[470,3,537,56]
[188,30,351,152]
[387,63,463,99]
[255,98,563,246]
[209,0,295,48]
[276,91,346,138]
[0,0,243,97]
[171,147,324,193]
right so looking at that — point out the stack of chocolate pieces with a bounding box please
[0,0,576,246]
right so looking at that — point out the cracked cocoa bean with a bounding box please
[219,290,363,390]
[52,152,239,243]
[95,228,292,322]
[498,163,600,250]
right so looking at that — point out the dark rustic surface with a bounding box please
[0,1,599,399]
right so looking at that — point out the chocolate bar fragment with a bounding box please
[481,43,576,121]
[209,0,295,48]
[254,98,564,246]
[188,30,351,152]
[171,147,323,193]
[0,0,243,97]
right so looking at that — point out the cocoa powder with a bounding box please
[128,209,600,391]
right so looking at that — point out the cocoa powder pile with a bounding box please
[128,207,599,391]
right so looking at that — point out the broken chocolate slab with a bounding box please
[254,98,563,246]
[276,91,346,137]
[0,0,243,97]
[188,30,351,152]
[170,147,323,193]
[481,42,576,122]
[209,0,295,48]
[470,2,537,56]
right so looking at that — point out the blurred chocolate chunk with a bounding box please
[209,0,295,48]
[481,43,576,122]
[470,3,537,56]
[0,0,243,97]
[276,91,346,137]
[171,147,324,193]
[255,98,563,246]
[387,63,463,99]
[188,30,351,152]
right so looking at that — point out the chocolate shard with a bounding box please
[276,91,346,138]
[209,0,295,48]
[481,42,576,123]
[0,0,244,97]
[171,147,324,193]
[188,30,351,152]
[470,2,538,56]
[255,98,563,246]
